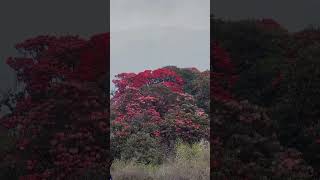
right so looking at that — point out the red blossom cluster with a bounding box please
[112,68,184,96]
[111,67,209,156]
[1,33,110,179]
[211,42,238,101]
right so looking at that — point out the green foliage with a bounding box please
[111,140,210,180]
[175,139,209,162]
[119,132,164,165]
[166,66,210,113]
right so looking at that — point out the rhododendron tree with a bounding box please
[0,33,110,179]
[211,15,320,178]
[111,67,209,163]
[210,39,315,177]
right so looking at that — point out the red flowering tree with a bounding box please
[211,16,319,179]
[111,67,209,164]
[0,33,110,179]
[211,40,314,179]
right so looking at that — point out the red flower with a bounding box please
[153,131,161,137]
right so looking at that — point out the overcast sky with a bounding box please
[212,0,320,32]
[110,0,210,88]
[0,0,108,93]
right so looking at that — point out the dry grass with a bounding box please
[111,140,210,180]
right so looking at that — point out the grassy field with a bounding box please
[111,140,210,180]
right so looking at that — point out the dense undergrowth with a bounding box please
[111,140,210,180]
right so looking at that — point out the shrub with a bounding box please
[119,132,164,165]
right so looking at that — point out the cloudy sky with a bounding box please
[110,0,210,88]
[213,0,320,32]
